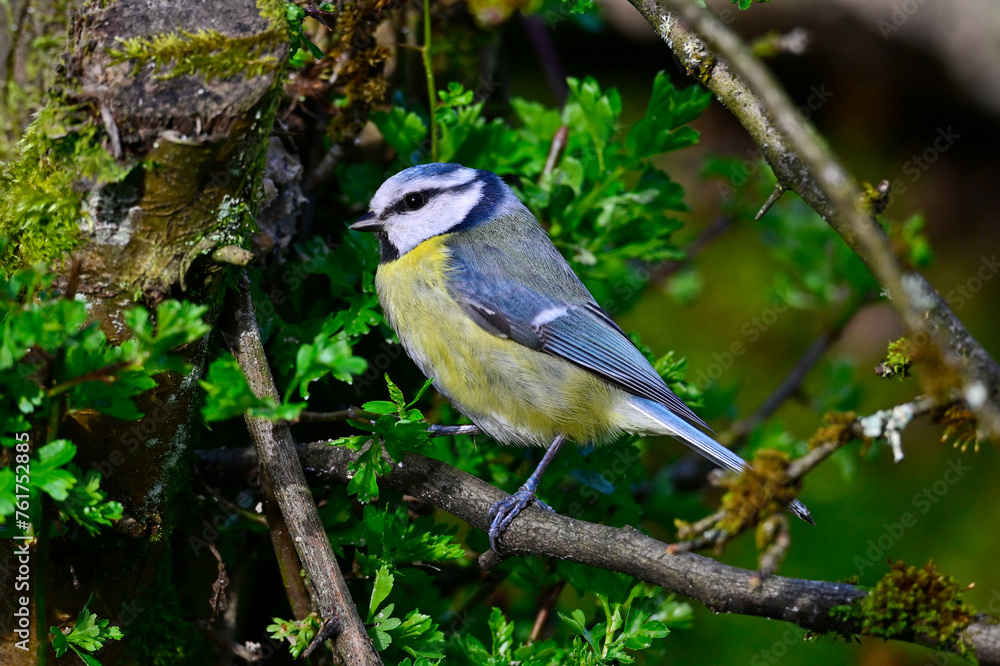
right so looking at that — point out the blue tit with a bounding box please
[351,163,812,551]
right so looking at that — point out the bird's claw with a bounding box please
[488,486,547,552]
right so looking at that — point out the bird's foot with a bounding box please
[487,486,553,552]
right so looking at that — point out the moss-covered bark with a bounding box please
[0,0,289,661]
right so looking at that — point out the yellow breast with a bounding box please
[375,235,623,447]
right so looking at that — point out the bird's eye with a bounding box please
[402,192,427,211]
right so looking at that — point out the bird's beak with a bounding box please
[350,212,381,232]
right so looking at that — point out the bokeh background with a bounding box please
[494,0,1000,663]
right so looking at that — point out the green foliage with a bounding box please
[559,565,690,664]
[285,2,324,60]
[50,595,124,665]
[58,467,125,535]
[199,354,304,422]
[731,0,769,9]
[253,233,381,405]
[365,565,446,659]
[267,613,321,659]
[333,375,436,502]
[0,262,208,533]
[456,571,691,664]
[351,503,464,575]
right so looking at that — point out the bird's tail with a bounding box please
[628,397,814,525]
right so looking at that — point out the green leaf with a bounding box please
[371,108,428,161]
[394,609,445,659]
[267,613,320,658]
[437,81,475,108]
[489,607,514,657]
[362,400,398,415]
[627,72,711,159]
[347,441,390,502]
[57,468,124,536]
[32,440,77,501]
[50,595,123,661]
[405,378,435,409]
[368,565,395,621]
[563,77,621,172]
[386,374,406,412]
[287,330,367,401]
[200,354,305,423]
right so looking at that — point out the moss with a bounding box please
[0,102,132,271]
[715,449,799,534]
[111,29,284,81]
[932,404,980,453]
[831,560,976,656]
[107,0,288,82]
[876,337,913,380]
[809,411,864,450]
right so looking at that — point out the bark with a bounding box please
[0,0,288,661]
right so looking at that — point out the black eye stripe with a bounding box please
[382,179,481,220]
[386,188,438,217]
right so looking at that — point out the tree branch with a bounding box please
[224,272,381,665]
[196,436,1000,663]
[627,0,1000,436]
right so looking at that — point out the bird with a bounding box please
[350,163,813,552]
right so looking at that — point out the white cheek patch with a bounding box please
[387,180,484,256]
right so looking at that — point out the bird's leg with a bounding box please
[427,424,482,437]
[488,433,567,552]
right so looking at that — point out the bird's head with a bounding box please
[350,163,521,261]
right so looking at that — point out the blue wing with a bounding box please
[444,238,709,431]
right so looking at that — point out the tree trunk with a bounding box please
[0,0,288,661]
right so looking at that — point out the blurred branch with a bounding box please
[672,296,866,491]
[627,0,1000,437]
[196,440,1000,663]
[651,215,733,285]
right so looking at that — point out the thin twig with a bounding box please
[528,580,565,644]
[541,126,569,179]
[224,272,381,665]
[421,0,437,162]
[755,183,786,221]
[196,441,1000,663]
[294,406,373,424]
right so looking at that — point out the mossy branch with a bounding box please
[196,441,1000,663]
[111,29,284,80]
